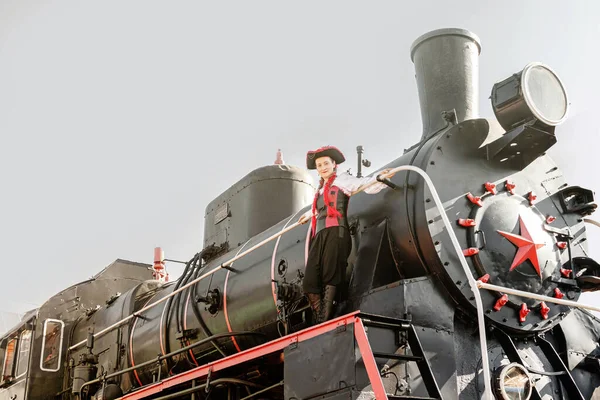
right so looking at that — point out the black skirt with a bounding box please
[302,226,352,294]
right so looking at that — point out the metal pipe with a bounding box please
[354,165,494,400]
[69,221,305,351]
[77,331,264,397]
[477,281,600,313]
[151,378,262,400]
[240,381,283,400]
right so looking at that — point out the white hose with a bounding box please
[357,166,494,400]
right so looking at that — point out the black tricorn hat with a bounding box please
[306,146,345,170]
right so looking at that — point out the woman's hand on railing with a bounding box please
[378,168,397,179]
[298,213,311,225]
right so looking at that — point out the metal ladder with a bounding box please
[360,312,443,399]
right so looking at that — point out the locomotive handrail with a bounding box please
[356,165,495,400]
[69,220,309,351]
[477,281,600,312]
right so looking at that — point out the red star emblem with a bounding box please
[497,216,545,276]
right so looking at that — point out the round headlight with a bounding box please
[491,62,568,131]
[493,362,533,400]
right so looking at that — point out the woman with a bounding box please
[299,145,395,324]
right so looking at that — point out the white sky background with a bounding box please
[0,1,599,317]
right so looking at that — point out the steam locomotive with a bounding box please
[2,28,600,400]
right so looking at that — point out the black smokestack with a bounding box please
[410,28,482,140]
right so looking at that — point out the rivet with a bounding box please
[426,198,431,203]
[444,262,449,266]
[434,241,440,245]
[430,161,435,165]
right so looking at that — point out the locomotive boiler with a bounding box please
[2,28,600,400]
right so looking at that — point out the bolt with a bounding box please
[428,219,434,224]
[444,262,449,266]
[503,318,507,322]
[426,198,431,203]
[435,241,440,245]
[430,161,435,165]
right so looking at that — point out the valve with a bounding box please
[560,268,572,278]
[484,182,497,195]
[466,192,483,207]
[493,294,508,311]
[540,302,550,320]
[505,181,516,195]
[519,303,530,323]
[528,192,537,206]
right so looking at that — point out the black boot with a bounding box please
[322,285,337,322]
[307,293,323,324]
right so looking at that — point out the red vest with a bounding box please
[314,185,350,234]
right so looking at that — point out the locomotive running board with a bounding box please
[117,311,404,400]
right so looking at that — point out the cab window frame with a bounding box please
[39,319,64,373]
[14,329,32,379]
[1,337,17,383]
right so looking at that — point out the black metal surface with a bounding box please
[410,28,481,139]
[203,164,314,257]
[372,352,423,362]
[493,328,543,400]
[284,323,356,400]
[405,325,442,399]
[484,123,557,169]
[357,313,443,399]
[537,336,586,400]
